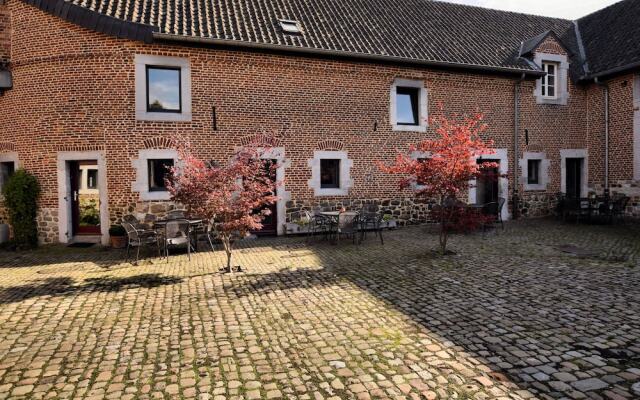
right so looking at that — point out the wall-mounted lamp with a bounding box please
[525,129,529,146]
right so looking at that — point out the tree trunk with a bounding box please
[222,234,233,272]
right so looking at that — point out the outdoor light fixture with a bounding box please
[525,129,529,145]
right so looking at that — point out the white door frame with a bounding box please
[57,151,109,245]
[259,147,291,236]
[560,149,588,197]
[469,148,510,221]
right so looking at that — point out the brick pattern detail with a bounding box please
[317,139,345,151]
[534,36,567,56]
[143,136,175,149]
[239,134,282,147]
[0,1,637,242]
[0,142,14,151]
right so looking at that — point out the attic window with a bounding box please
[279,19,302,34]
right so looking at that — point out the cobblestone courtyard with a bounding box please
[0,219,639,400]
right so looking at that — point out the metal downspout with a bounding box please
[513,73,526,219]
[595,77,610,202]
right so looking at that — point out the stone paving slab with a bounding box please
[0,219,639,399]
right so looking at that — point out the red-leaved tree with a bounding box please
[379,112,497,254]
[167,139,279,272]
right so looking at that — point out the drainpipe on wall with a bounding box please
[594,77,610,203]
[513,73,526,219]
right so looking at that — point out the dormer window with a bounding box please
[279,19,302,34]
[542,61,558,99]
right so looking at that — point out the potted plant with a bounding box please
[381,213,397,229]
[109,225,127,248]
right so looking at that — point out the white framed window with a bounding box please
[534,53,569,105]
[410,150,431,190]
[132,149,178,201]
[542,62,558,99]
[135,55,192,122]
[308,151,353,196]
[519,152,550,191]
[390,78,428,132]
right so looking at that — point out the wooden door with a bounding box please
[566,158,583,199]
[253,159,278,236]
[476,159,500,204]
[71,160,101,235]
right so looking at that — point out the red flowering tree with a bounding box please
[380,112,497,254]
[167,139,279,272]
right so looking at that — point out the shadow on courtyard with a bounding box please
[225,220,640,397]
[0,273,183,304]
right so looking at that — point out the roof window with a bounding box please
[279,19,302,34]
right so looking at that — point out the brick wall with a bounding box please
[0,1,636,242]
[0,0,9,65]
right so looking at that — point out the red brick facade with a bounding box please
[0,1,637,244]
[0,1,9,65]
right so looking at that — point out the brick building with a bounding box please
[0,0,638,245]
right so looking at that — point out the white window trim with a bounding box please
[519,152,550,191]
[469,149,510,221]
[308,150,353,197]
[633,74,640,181]
[560,149,588,197]
[132,149,179,201]
[390,78,428,132]
[0,152,19,197]
[542,62,559,100]
[135,54,192,122]
[534,53,569,105]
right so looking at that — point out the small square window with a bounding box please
[146,66,182,113]
[86,169,98,189]
[528,159,541,184]
[396,87,419,125]
[320,159,340,189]
[148,159,174,192]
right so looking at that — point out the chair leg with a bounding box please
[126,242,130,262]
[135,245,140,264]
[379,228,384,245]
[208,234,215,252]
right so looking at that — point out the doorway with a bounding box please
[476,159,500,204]
[252,159,278,236]
[69,160,101,236]
[565,158,583,198]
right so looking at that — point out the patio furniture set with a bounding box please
[557,193,630,224]
[301,204,387,245]
[121,210,215,263]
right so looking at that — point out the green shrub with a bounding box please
[2,170,40,248]
[109,225,126,236]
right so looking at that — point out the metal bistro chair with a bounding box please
[332,212,360,245]
[122,222,161,263]
[167,209,187,219]
[610,195,630,224]
[482,197,505,231]
[204,218,219,252]
[304,209,330,242]
[359,204,384,244]
[161,219,192,261]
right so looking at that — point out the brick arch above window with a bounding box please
[240,134,282,148]
[0,142,15,152]
[316,140,345,151]
[143,137,175,150]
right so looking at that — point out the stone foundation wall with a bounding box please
[609,181,640,217]
[518,193,556,218]
[37,208,58,244]
[285,198,438,226]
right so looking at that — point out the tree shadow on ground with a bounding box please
[0,273,183,304]
[224,220,640,398]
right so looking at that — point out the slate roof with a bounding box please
[18,0,640,79]
[577,0,640,77]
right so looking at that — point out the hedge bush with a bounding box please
[2,170,40,248]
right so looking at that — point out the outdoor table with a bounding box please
[153,218,204,252]
[319,211,359,243]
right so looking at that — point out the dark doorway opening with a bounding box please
[565,158,583,198]
[69,160,101,236]
[476,159,500,205]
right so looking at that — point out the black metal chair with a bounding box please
[359,205,384,244]
[167,209,187,219]
[332,212,360,245]
[610,195,630,224]
[304,209,330,241]
[161,219,192,261]
[122,222,160,263]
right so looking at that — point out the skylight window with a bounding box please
[279,19,302,34]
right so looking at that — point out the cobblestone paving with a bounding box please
[0,219,639,400]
